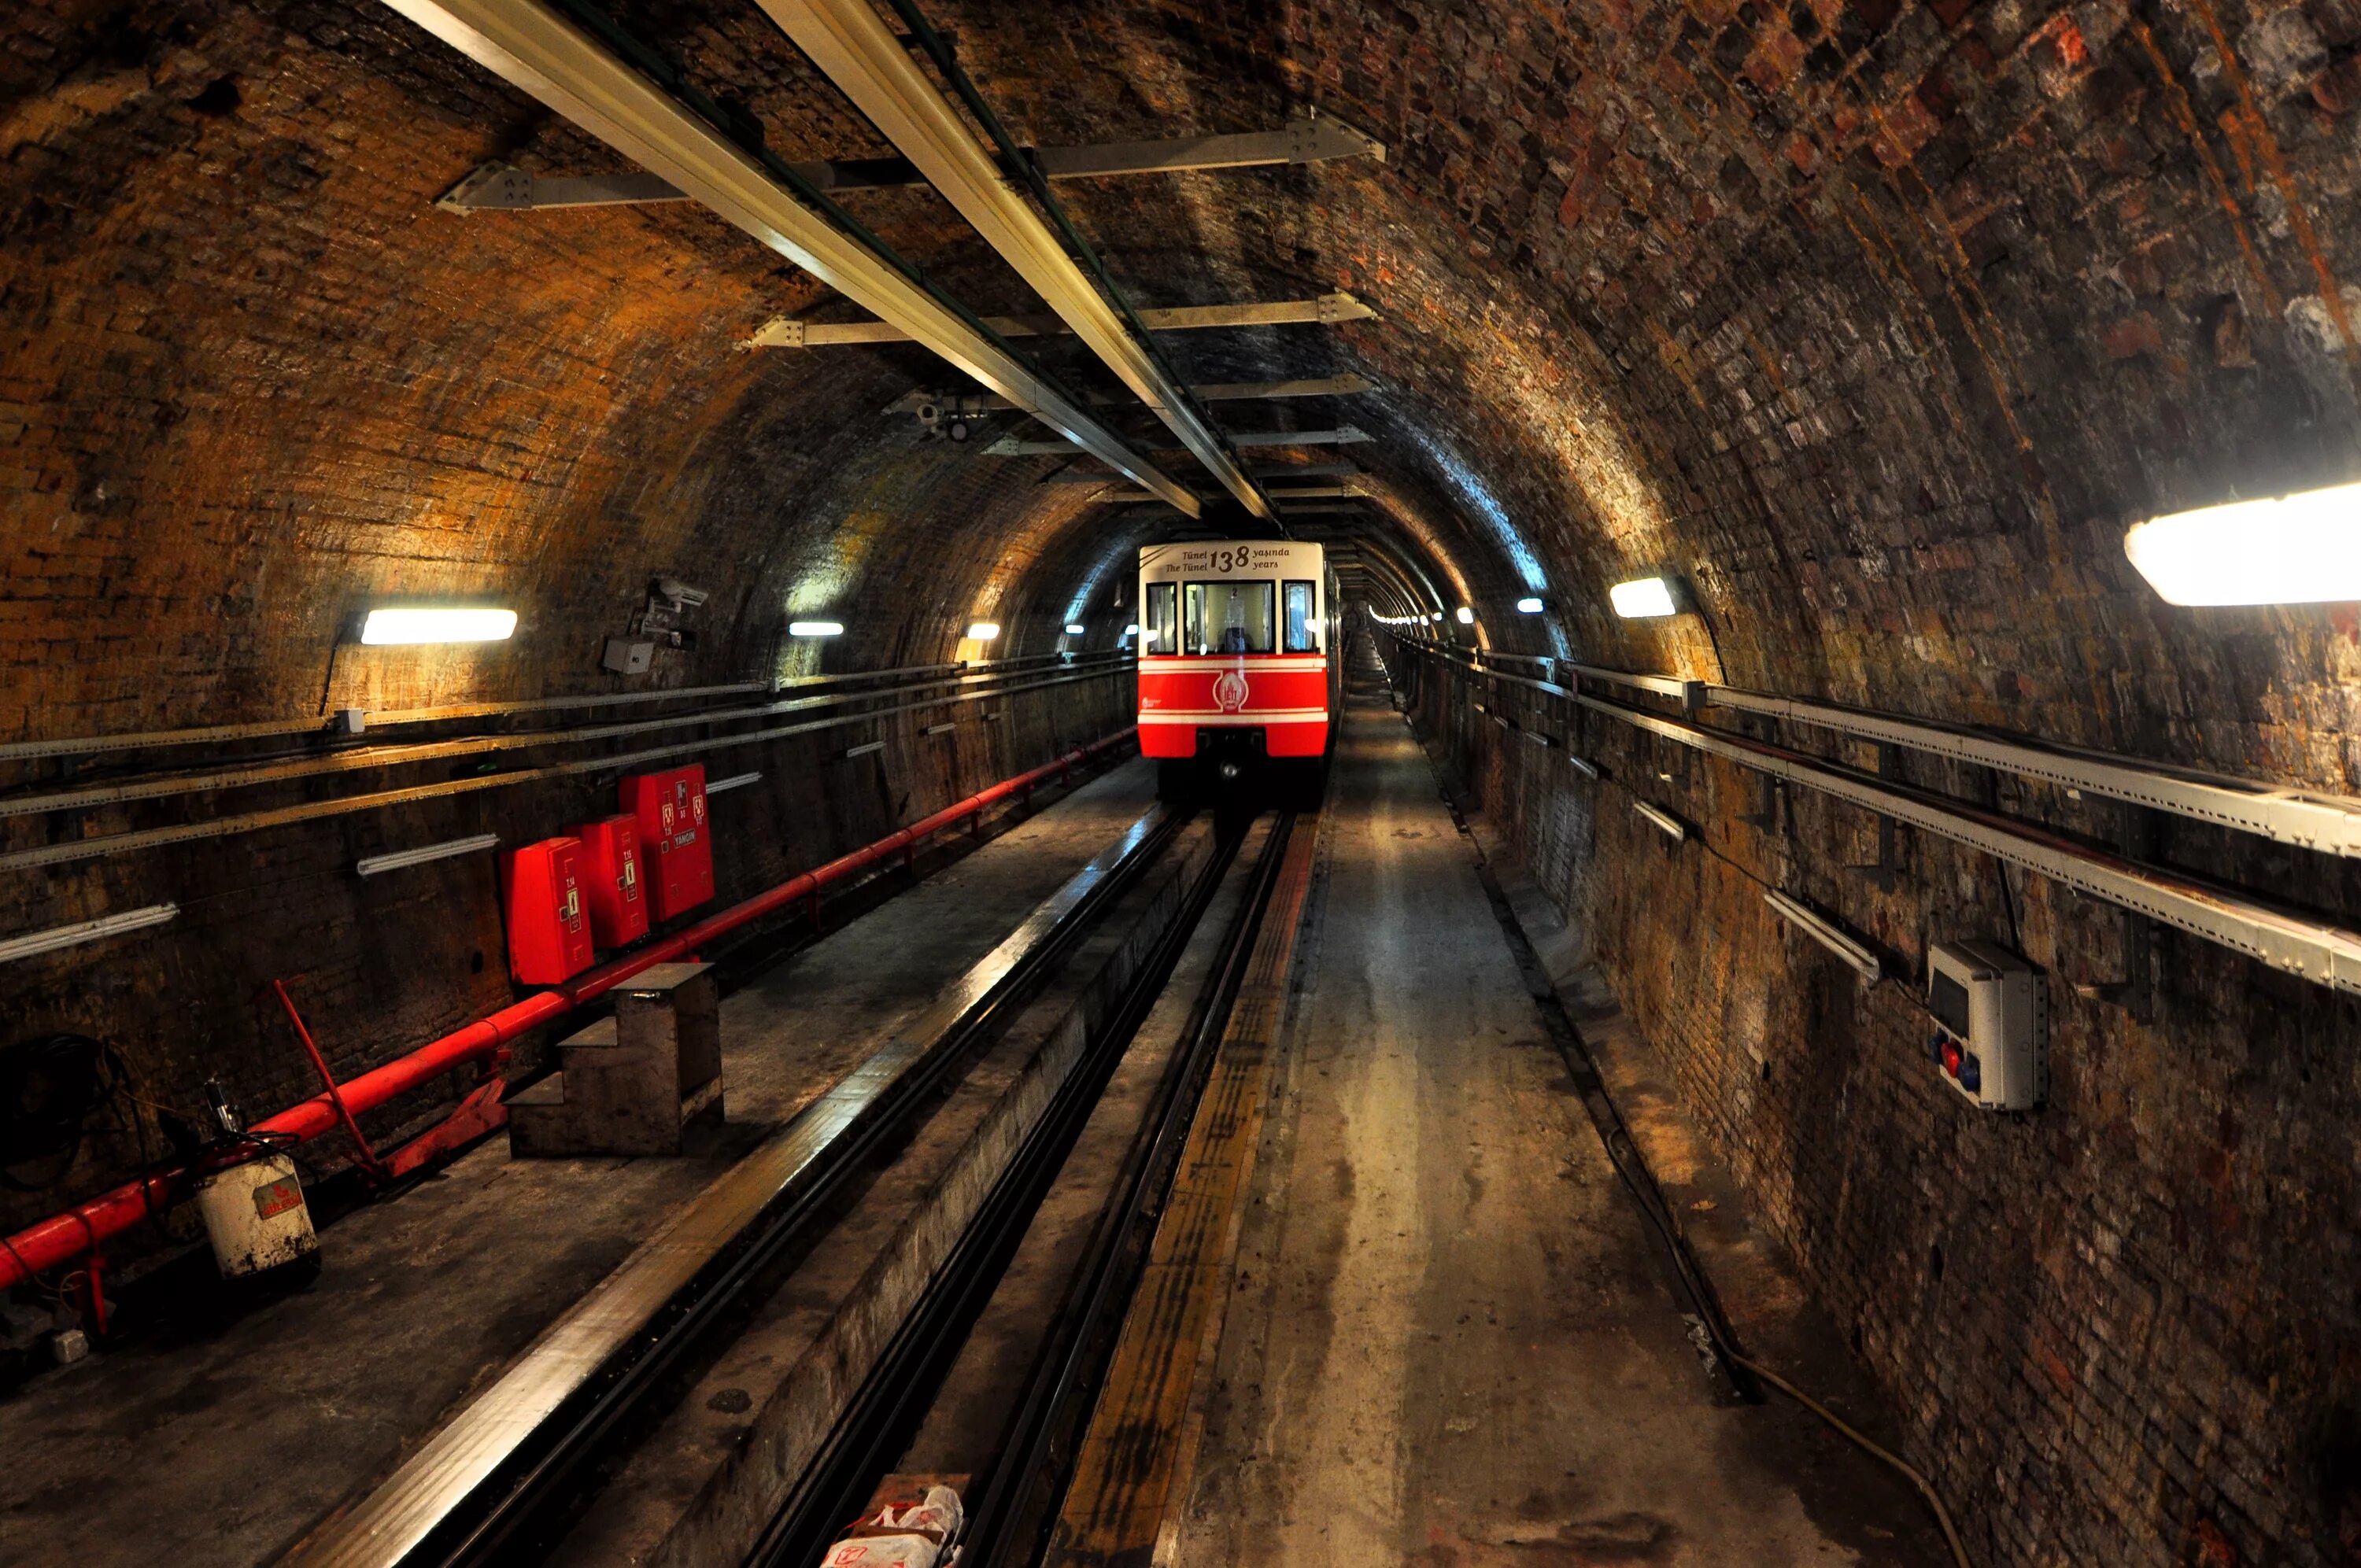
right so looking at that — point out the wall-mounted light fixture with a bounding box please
[355,833,499,879]
[0,903,179,965]
[2124,482,2361,605]
[1634,800,1688,842]
[966,622,1002,641]
[1516,596,1545,614]
[1454,606,1476,625]
[1609,577,1679,619]
[1064,622,1086,635]
[1763,890,1881,982]
[360,607,518,645]
[789,621,844,637]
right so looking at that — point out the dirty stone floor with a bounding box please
[1170,689,1946,1566]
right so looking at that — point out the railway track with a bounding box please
[283,795,1314,1568]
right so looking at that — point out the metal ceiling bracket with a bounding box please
[749,293,1375,349]
[756,0,1274,517]
[882,373,1376,417]
[983,423,1373,456]
[436,113,1386,211]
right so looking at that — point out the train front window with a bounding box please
[1143,581,1177,652]
[1283,581,1317,652]
[1182,581,1276,655]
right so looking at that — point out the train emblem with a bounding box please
[1213,670,1251,712]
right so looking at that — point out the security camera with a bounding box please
[653,576,708,609]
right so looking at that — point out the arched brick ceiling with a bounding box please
[9,0,2361,791]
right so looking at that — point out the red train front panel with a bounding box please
[1136,540,1331,759]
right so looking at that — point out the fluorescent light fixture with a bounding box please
[705,770,762,795]
[1634,800,1688,842]
[1763,891,1881,982]
[1568,754,1601,780]
[844,740,886,758]
[966,621,1002,640]
[1516,596,1545,614]
[355,833,499,878]
[1122,622,1140,637]
[1064,622,1086,635]
[1609,577,1679,618]
[359,607,517,645]
[2124,482,2361,605]
[789,621,844,637]
[0,903,178,965]
[1454,606,1476,625]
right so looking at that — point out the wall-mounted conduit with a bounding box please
[1391,636,2361,996]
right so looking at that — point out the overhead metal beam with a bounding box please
[377,0,1199,513]
[436,114,1384,210]
[748,292,1375,349]
[984,424,1373,456]
[760,0,1273,517]
[882,373,1375,417]
[1040,459,1362,485]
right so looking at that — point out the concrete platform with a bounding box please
[0,758,1156,1568]
[1163,687,1950,1564]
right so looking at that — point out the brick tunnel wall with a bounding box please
[1389,636,2361,1568]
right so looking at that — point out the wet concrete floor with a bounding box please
[1168,688,1945,1566]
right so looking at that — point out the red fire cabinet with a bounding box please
[503,836,593,986]
[619,763,714,921]
[573,814,649,948]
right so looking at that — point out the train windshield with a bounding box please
[1284,581,1317,652]
[1143,582,1177,652]
[1183,581,1276,655]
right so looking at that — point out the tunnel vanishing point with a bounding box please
[4,0,2361,1566]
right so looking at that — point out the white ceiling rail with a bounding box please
[882,373,1375,418]
[438,114,1385,210]
[376,0,1199,515]
[756,0,1275,518]
[748,292,1376,349]
[1393,636,2361,995]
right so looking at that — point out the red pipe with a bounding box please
[0,730,1134,1290]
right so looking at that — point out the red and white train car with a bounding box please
[1136,540,1340,800]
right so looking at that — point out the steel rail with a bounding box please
[0,658,1132,821]
[0,662,1131,873]
[279,806,1182,1568]
[1391,636,2361,994]
[373,0,1198,512]
[760,0,1273,519]
[0,732,1136,1295]
[955,813,1296,1568]
[745,813,1268,1568]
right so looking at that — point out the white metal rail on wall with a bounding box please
[1391,636,2361,997]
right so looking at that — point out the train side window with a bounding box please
[1283,581,1317,652]
[1144,581,1177,652]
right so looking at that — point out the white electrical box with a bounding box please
[602,636,656,675]
[1925,939,2048,1111]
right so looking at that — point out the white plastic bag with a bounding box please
[817,1485,963,1568]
